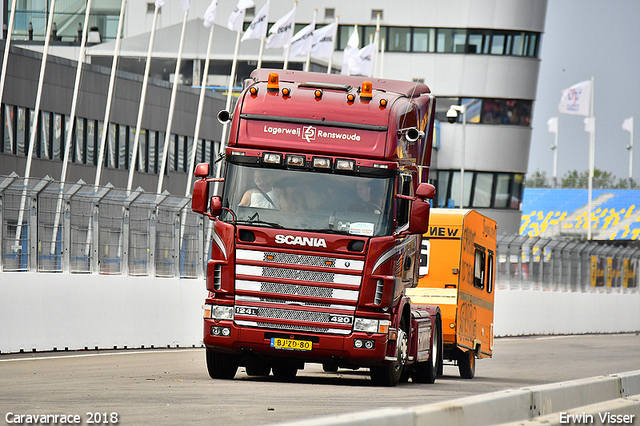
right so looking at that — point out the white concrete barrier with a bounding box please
[0,272,206,354]
[494,289,640,336]
[269,371,640,426]
[2,273,640,353]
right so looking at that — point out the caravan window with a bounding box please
[474,248,485,289]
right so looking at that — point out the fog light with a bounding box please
[450,322,455,329]
[354,339,363,348]
[221,327,231,336]
[211,326,221,336]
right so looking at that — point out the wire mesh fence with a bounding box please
[2,173,639,294]
[0,174,204,279]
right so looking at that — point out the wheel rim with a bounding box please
[431,324,439,369]
[395,328,408,373]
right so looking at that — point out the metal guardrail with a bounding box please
[497,234,640,293]
[0,174,210,279]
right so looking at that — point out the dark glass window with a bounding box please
[388,27,411,52]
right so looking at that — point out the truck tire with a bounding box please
[370,317,408,387]
[245,361,271,377]
[206,349,239,380]
[458,349,476,379]
[412,315,441,384]
[272,364,298,378]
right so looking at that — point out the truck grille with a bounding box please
[234,247,363,335]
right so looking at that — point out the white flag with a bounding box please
[547,116,558,134]
[203,0,217,28]
[583,116,595,134]
[241,1,269,41]
[558,80,592,116]
[349,42,375,76]
[228,0,254,32]
[179,0,189,11]
[340,27,359,75]
[265,7,296,49]
[289,19,315,57]
[311,23,337,59]
[623,117,634,133]
[155,0,164,7]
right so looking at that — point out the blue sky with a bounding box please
[528,0,640,182]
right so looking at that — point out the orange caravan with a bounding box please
[406,209,497,379]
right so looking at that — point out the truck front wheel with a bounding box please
[412,314,441,384]
[370,317,408,387]
[206,349,240,380]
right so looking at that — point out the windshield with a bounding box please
[219,163,394,237]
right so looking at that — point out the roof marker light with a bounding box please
[267,72,279,92]
[282,87,291,96]
[361,81,373,100]
[347,93,355,102]
[379,98,388,107]
[249,86,258,95]
[314,89,323,99]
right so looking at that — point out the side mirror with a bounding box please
[416,182,435,200]
[210,196,222,217]
[192,178,210,215]
[408,198,431,235]
[195,163,210,178]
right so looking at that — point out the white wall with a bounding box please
[2,273,639,353]
[0,272,206,354]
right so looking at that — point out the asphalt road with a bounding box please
[1,334,639,426]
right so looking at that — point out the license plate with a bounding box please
[270,337,312,351]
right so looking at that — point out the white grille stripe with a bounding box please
[235,320,351,335]
[236,295,356,311]
[236,265,361,286]
[236,249,364,271]
[236,280,359,301]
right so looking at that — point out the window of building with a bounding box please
[473,172,493,208]
[388,27,411,52]
[437,28,467,53]
[137,129,146,172]
[325,8,335,19]
[17,107,26,156]
[3,105,15,154]
[148,130,156,174]
[118,125,127,169]
[413,28,435,52]
[245,6,255,17]
[371,9,383,20]
[490,32,507,54]
[75,117,84,163]
[40,111,50,159]
[494,173,511,208]
[468,29,491,54]
[108,123,117,169]
[146,3,156,13]
[87,120,96,166]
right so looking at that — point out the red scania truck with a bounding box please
[191,69,442,386]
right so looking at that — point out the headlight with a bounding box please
[205,304,234,320]
[354,318,390,334]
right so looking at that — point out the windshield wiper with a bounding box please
[235,219,285,229]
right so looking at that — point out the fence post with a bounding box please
[0,173,19,273]
[91,184,113,274]
[63,180,85,274]
[123,188,143,276]
[30,177,53,272]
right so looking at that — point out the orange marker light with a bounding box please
[282,87,290,96]
[347,93,355,102]
[361,81,373,100]
[249,86,258,95]
[314,89,323,98]
[379,98,388,107]
[267,72,279,92]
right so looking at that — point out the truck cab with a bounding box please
[192,69,441,386]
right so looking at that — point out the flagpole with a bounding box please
[282,1,297,70]
[93,0,126,188]
[627,117,634,185]
[157,7,189,194]
[326,16,338,74]
[15,0,57,251]
[51,0,93,255]
[257,36,265,68]
[372,13,380,77]
[551,117,558,188]
[587,76,595,240]
[127,2,161,192]
[379,37,385,78]
[0,0,18,107]
[304,9,317,72]
[219,30,242,162]
[186,24,216,196]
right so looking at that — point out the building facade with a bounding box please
[1,0,548,233]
